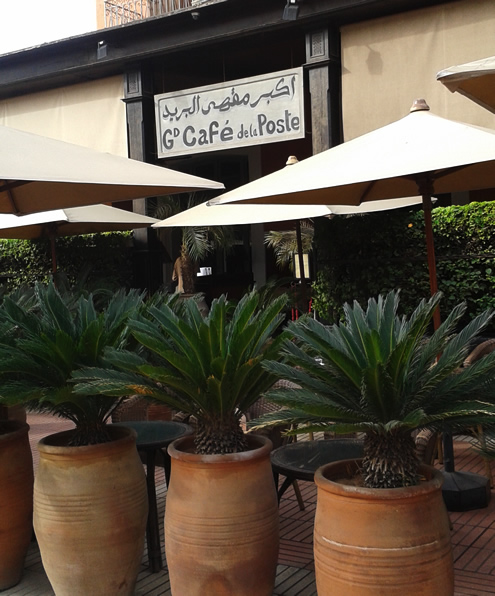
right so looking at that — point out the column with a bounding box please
[123,68,163,292]
[305,27,342,154]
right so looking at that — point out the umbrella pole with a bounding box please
[421,187,489,508]
[295,220,306,280]
[286,156,308,313]
[50,235,57,274]
[421,189,441,330]
[295,220,307,311]
[421,189,456,467]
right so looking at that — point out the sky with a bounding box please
[0,0,97,55]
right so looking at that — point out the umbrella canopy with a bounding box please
[0,204,160,273]
[211,100,495,207]
[154,195,427,286]
[0,124,224,215]
[437,56,495,114]
[0,204,160,239]
[152,196,425,228]
[212,99,495,327]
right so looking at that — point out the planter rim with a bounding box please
[0,419,30,441]
[315,458,444,501]
[168,433,272,464]
[37,425,136,456]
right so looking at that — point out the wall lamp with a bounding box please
[97,40,108,60]
[283,0,303,21]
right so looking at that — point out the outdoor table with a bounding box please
[113,420,193,572]
[271,439,364,502]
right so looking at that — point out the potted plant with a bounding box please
[0,282,150,596]
[250,290,495,596]
[0,286,36,590]
[74,290,288,596]
[0,419,33,590]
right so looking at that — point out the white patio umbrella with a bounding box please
[152,196,425,228]
[154,195,427,283]
[0,124,223,215]
[0,204,160,273]
[212,99,495,493]
[437,55,495,114]
[212,99,495,329]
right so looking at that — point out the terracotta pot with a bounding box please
[165,434,279,596]
[34,426,148,596]
[0,420,33,590]
[314,459,454,596]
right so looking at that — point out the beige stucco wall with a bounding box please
[96,0,106,29]
[0,76,127,156]
[341,0,495,140]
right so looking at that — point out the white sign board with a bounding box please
[155,68,305,158]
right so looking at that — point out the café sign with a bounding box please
[154,68,304,158]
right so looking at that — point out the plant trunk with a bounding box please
[362,430,419,488]
[67,421,112,446]
[194,416,248,454]
[173,249,198,294]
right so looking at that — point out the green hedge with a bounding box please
[0,232,134,291]
[312,201,495,327]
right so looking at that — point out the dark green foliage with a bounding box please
[73,290,288,455]
[153,192,235,263]
[0,232,134,292]
[312,202,495,326]
[251,291,495,488]
[0,281,146,446]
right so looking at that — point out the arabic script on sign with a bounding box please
[155,68,305,158]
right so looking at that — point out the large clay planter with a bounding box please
[0,420,33,591]
[34,426,148,596]
[314,459,454,596]
[165,434,279,596]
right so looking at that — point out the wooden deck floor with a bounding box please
[8,414,495,595]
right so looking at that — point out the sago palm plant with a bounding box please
[0,282,146,446]
[73,290,288,454]
[251,290,495,488]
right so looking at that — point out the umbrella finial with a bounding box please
[286,155,299,166]
[410,99,430,113]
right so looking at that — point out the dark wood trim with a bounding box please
[0,0,456,100]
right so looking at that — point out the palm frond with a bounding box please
[74,289,288,427]
[257,290,495,442]
[0,281,147,443]
[264,223,314,269]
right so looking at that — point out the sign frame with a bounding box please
[154,67,305,159]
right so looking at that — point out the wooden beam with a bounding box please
[0,0,453,100]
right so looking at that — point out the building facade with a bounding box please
[0,0,493,296]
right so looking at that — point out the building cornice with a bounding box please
[0,0,455,100]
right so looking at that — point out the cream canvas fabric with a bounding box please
[0,124,223,214]
[154,197,425,227]
[437,55,495,114]
[212,103,495,207]
[0,204,160,239]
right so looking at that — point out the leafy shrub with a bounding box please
[0,232,134,292]
[312,202,495,329]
